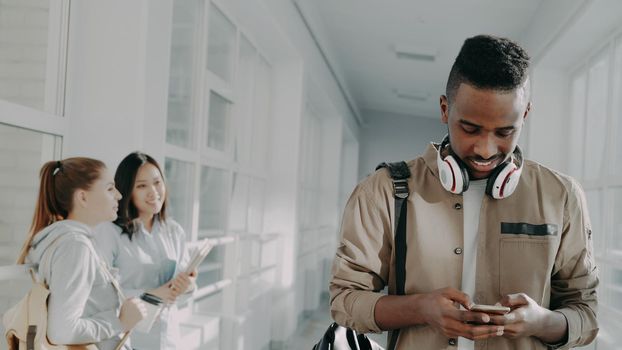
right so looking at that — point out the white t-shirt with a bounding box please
[458,179,487,350]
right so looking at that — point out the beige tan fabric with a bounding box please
[330,144,598,350]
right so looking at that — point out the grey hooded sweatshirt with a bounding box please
[26,220,129,350]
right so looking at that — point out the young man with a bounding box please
[329,35,598,349]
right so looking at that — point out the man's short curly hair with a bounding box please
[446,34,530,103]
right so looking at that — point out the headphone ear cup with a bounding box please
[453,156,470,192]
[443,156,467,194]
[486,162,518,199]
[435,136,469,194]
[437,158,454,193]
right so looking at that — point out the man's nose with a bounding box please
[473,135,498,160]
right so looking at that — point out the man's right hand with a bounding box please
[375,287,504,341]
[119,297,147,331]
[414,287,504,340]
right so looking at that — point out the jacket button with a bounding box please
[449,338,457,346]
[454,203,462,210]
[454,247,463,255]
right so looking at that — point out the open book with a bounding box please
[185,239,214,273]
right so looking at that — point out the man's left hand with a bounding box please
[488,293,568,344]
[488,293,551,339]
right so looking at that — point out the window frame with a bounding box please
[163,0,277,331]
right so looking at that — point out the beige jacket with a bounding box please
[330,144,598,350]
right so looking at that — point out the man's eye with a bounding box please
[497,130,515,137]
[462,126,478,134]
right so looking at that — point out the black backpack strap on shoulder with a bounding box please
[376,161,410,350]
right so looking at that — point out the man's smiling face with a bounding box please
[440,82,530,179]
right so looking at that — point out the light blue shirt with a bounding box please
[94,218,190,350]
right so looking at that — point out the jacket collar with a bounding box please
[422,142,442,179]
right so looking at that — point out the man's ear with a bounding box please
[74,189,88,209]
[440,95,449,124]
[523,102,532,120]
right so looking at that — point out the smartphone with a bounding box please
[470,304,511,315]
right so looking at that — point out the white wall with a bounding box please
[517,0,586,62]
[525,68,568,173]
[263,0,361,140]
[358,110,445,179]
[524,0,622,175]
[63,0,173,169]
[338,128,359,212]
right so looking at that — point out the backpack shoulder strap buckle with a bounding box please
[376,161,411,199]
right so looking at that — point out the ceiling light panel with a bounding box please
[394,88,429,101]
[394,44,437,62]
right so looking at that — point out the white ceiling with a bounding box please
[300,0,548,122]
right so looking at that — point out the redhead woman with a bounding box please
[94,152,196,350]
[17,157,146,350]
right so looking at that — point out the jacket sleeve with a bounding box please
[47,239,124,345]
[549,179,599,348]
[329,179,393,333]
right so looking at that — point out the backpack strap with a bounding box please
[375,161,410,350]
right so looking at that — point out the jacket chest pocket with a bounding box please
[499,237,553,303]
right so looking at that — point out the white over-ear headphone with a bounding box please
[436,135,523,199]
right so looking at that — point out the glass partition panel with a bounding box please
[583,55,609,180]
[206,3,235,83]
[0,1,50,110]
[585,189,603,256]
[247,177,264,234]
[228,173,249,232]
[569,73,586,179]
[610,267,622,309]
[196,245,224,288]
[164,158,195,233]
[0,122,60,264]
[250,57,272,171]
[198,165,227,237]
[206,91,230,152]
[166,0,199,149]
[612,39,622,175]
[233,35,255,165]
[0,122,61,328]
[192,291,222,348]
[611,187,622,254]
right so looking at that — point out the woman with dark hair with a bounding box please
[94,152,196,350]
[18,157,146,350]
